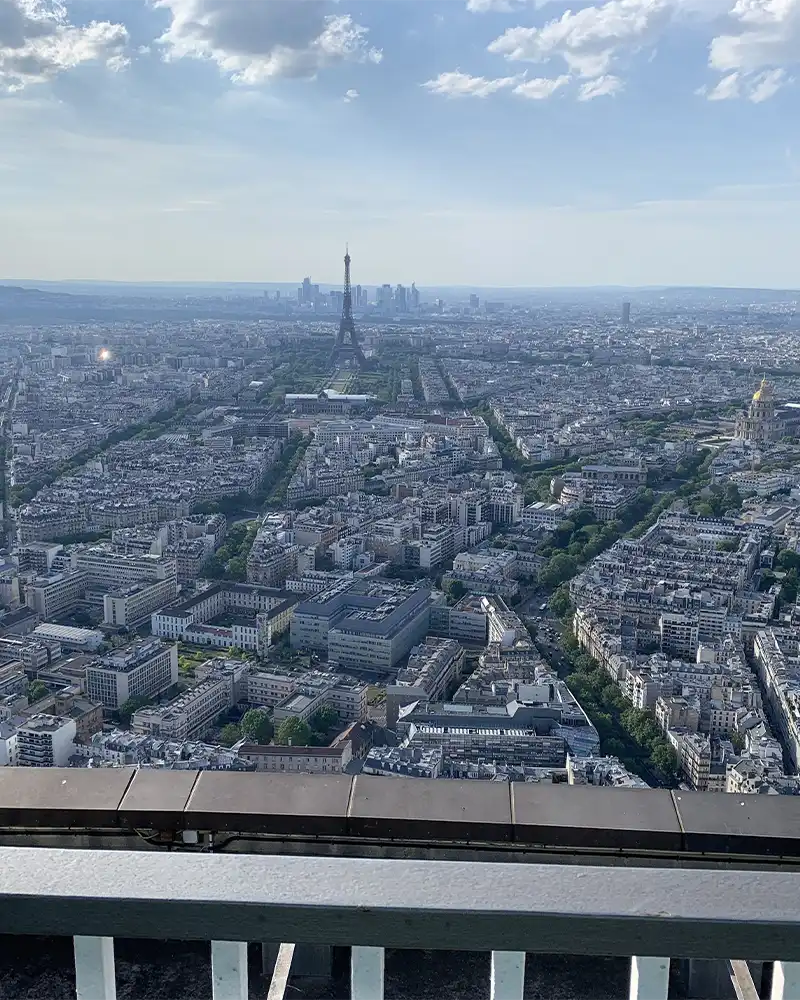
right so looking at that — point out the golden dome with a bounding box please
[753,377,773,402]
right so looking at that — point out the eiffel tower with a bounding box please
[331,246,366,368]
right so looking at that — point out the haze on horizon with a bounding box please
[1,0,798,288]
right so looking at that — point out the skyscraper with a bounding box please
[410,283,420,310]
[622,301,631,325]
[395,284,407,312]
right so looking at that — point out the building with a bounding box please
[85,639,178,710]
[75,546,177,590]
[16,714,76,767]
[655,695,700,734]
[521,502,570,531]
[132,660,247,740]
[290,580,432,672]
[362,745,443,779]
[735,378,782,444]
[236,743,352,774]
[246,536,298,587]
[567,753,647,788]
[580,461,647,487]
[386,638,465,727]
[103,576,178,629]
[152,583,297,656]
[248,669,368,724]
[31,623,104,652]
[428,595,488,645]
[24,570,87,620]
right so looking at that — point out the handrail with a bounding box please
[2,768,800,861]
[1,846,800,960]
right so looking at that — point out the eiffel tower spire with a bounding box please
[331,246,366,368]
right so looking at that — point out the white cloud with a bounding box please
[513,73,570,97]
[155,0,382,84]
[344,87,359,101]
[705,0,798,101]
[578,73,624,98]
[0,0,129,92]
[487,0,672,79]
[749,66,789,100]
[704,70,741,98]
[422,69,521,97]
[467,0,520,10]
[710,0,800,73]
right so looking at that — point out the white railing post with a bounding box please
[74,936,116,1000]
[351,946,385,1000]
[630,956,669,1000]
[211,941,248,1000]
[773,962,800,1000]
[491,951,526,1000]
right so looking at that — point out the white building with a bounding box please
[103,576,179,629]
[25,571,87,620]
[132,661,246,740]
[16,714,76,767]
[86,639,178,710]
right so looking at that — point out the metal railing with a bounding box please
[1,845,799,999]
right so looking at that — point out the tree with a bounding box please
[781,568,799,604]
[549,585,574,620]
[310,705,339,733]
[777,549,800,572]
[219,723,242,747]
[27,680,48,705]
[573,506,596,528]
[118,694,151,723]
[240,708,273,744]
[275,716,312,746]
[204,555,226,579]
[724,483,743,511]
[651,742,678,776]
[226,556,247,581]
[539,552,578,589]
[447,580,467,602]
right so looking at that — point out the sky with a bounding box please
[0,0,799,288]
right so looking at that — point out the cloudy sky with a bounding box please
[0,0,798,287]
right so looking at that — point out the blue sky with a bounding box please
[0,0,799,287]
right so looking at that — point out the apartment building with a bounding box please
[86,638,178,710]
[246,539,298,587]
[16,714,76,767]
[236,742,352,774]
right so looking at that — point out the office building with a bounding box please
[103,576,179,629]
[132,660,247,741]
[25,571,87,620]
[291,580,432,672]
[86,639,178,710]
